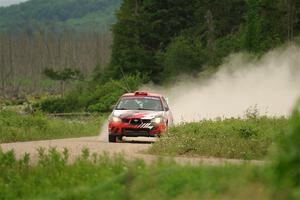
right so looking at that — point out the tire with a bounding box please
[109,135,116,143]
[116,136,123,142]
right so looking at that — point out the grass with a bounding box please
[150,116,289,160]
[0,111,105,143]
[0,105,299,200]
[0,148,269,200]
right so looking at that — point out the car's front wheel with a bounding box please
[109,135,123,143]
[108,135,116,143]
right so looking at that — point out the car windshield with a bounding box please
[115,97,163,111]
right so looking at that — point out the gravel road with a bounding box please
[0,130,264,165]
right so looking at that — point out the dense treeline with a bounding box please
[109,0,300,83]
[0,0,121,32]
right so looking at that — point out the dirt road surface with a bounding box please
[0,130,264,166]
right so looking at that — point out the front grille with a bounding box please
[122,118,152,125]
[142,119,151,123]
[123,128,150,137]
[130,118,142,126]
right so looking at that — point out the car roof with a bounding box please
[122,91,163,98]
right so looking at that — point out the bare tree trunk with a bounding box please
[0,34,5,97]
[60,81,65,98]
[7,35,14,97]
[0,30,112,96]
[286,0,296,42]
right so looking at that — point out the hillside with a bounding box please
[0,0,121,32]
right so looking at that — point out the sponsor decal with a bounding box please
[139,123,154,130]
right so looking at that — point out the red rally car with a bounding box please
[108,91,174,142]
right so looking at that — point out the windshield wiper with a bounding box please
[116,108,128,110]
[138,108,152,110]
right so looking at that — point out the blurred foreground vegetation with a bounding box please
[0,149,268,200]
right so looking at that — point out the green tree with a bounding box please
[110,0,198,83]
[163,36,204,82]
[109,0,300,83]
[242,0,263,53]
[109,0,149,80]
[43,68,82,97]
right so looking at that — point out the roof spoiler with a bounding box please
[134,91,148,96]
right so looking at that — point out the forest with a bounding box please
[109,0,300,83]
[0,0,121,32]
[1,0,300,112]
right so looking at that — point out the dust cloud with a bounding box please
[143,45,300,123]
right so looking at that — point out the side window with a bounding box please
[162,97,169,111]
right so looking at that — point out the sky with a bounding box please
[0,0,29,7]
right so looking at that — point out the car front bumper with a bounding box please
[108,121,166,137]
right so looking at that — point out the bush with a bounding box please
[38,97,82,113]
[271,102,300,199]
[37,75,143,113]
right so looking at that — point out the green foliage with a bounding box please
[162,36,205,81]
[0,111,104,143]
[212,33,243,66]
[38,75,143,113]
[110,0,300,83]
[43,68,82,82]
[85,75,143,112]
[110,0,198,83]
[0,0,121,33]
[271,102,300,199]
[38,97,82,113]
[150,117,288,160]
[0,149,268,200]
[42,68,83,97]
[242,0,263,53]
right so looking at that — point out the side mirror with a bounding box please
[110,104,116,110]
[165,97,169,104]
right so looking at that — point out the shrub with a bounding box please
[271,102,300,199]
[38,97,81,113]
[37,75,143,113]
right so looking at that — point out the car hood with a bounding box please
[112,110,164,119]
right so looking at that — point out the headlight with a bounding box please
[152,117,164,124]
[111,116,121,123]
